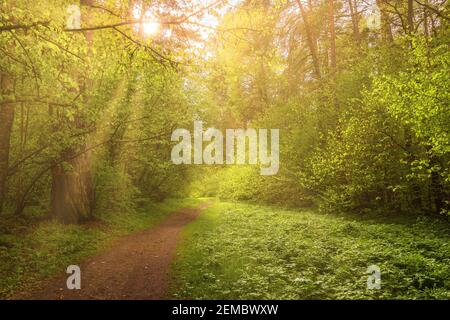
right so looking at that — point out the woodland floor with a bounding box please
[11,203,209,300]
[171,202,450,300]
[5,200,450,300]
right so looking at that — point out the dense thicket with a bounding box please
[195,0,449,216]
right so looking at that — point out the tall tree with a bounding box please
[376,0,394,42]
[296,0,321,79]
[0,0,16,213]
[408,0,415,34]
[347,0,360,45]
[328,0,336,70]
[0,72,15,213]
[50,0,95,224]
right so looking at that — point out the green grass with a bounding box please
[0,197,202,298]
[171,201,450,299]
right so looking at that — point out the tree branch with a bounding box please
[0,21,49,32]
[414,0,450,21]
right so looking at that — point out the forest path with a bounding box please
[17,203,209,300]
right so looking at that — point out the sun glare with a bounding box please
[132,4,161,37]
[142,21,160,36]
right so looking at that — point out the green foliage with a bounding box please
[172,202,450,299]
[191,166,311,207]
[202,8,449,216]
[300,39,450,215]
[94,161,137,213]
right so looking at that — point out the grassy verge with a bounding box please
[0,197,202,298]
[171,201,450,299]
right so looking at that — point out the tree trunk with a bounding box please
[376,0,394,42]
[348,0,361,45]
[51,148,94,224]
[328,0,336,70]
[296,0,321,79]
[423,0,429,39]
[0,72,15,213]
[50,0,95,224]
[408,0,414,34]
[429,155,444,215]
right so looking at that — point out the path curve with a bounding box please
[16,204,207,300]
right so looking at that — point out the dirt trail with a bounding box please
[16,204,208,300]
